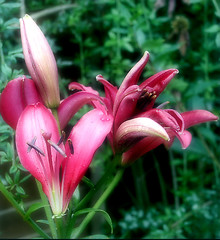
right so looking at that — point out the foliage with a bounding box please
[0,0,220,238]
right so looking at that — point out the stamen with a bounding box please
[47,139,67,158]
[68,139,74,154]
[57,131,66,146]
[137,89,157,110]
[27,136,37,152]
[157,101,170,109]
[27,140,45,156]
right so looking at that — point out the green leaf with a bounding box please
[16,186,25,195]
[9,165,17,174]
[82,176,94,188]
[5,173,13,185]
[36,219,49,225]
[74,208,113,234]
[205,24,220,33]
[25,202,49,220]
[14,170,20,183]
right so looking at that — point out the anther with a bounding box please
[57,131,66,146]
[27,139,45,156]
[68,139,74,154]
[27,136,37,152]
[48,139,67,158]
[137,89,157,110]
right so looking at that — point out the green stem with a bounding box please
[65,154,121,238]
[36,181,57,239]
[72,168,124,238]
[51,108,61,134]
[153,154,168,206]
[74,155,121,213]
[131,160,150,209]
[54,216,64,239]
[169,150,179,210]
[0,179,50,239]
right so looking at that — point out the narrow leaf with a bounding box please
[25,202,48,219]
[74,208,113,234]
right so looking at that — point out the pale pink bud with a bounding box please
[20,14,60,108]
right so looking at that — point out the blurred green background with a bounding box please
[0,0,220,238]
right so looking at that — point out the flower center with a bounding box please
[136,88,157,110]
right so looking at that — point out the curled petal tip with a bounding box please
[96,74,103,81]
[115,117,170,152]
[144,51,150,56]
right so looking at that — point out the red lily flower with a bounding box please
[92,51,217,164]
[16,103,113,216]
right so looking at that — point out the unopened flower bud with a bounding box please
[20,14,60,108]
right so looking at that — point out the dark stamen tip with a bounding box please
[27,136,37,153]
[68,139,74,154]
[27,140,45,157]
[57,131,66,146]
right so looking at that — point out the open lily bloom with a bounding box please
[67,51,218,164]
[97,52,218,163]
[16,103,113,216]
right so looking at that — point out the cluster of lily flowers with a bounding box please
[0,15,218,217]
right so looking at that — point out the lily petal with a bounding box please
[175,130,192,149]
[165,128,192,149]
[140,108,184,132]
[96,74,118,112]
[115,117,170,152]
[68,81,104,110]
[58,91,104,130]
[140,69,179,93]
[16,103,61,198]
[122,136,165,164]
[61,109,113,211]
[113,51,149,114]
[0,77,42,129]
[139,69,178,109]
[114,85,141,131]
[119,51,149,92]
[69,82,100,96]
[181,110,218,129]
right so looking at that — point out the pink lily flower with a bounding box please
[16,102,113,216]
[93,51,218,164]
[0,76,42,129]
[20,15,60,108]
